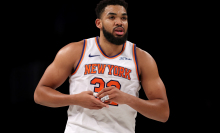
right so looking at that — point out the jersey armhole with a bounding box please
[71,39,87,75]
[133,44,140,81]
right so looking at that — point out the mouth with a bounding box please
[113,27,124,36]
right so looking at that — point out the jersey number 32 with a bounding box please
[90,77,121,106]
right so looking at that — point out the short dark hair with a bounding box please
[95,0,128,19]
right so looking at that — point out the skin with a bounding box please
[34,5,169,122]
[95,5,128,56]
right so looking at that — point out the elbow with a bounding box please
[34,90,41,105]
[161,107,170,123]
[160,99,170,123]
[34,92,39,104]
[161,112,169,123]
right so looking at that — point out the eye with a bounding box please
[109,16,115,19]
[122,17,127,20]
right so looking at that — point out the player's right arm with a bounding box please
[34,41,108,109]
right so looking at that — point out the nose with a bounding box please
[114,18,122,26]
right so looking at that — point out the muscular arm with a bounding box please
[34,41,82,107]
[126,48,170,122]
[97,47,170,122]
[34,41,108,108]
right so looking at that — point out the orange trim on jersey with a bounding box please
[95,36,126,59]
[72,39,87,75]
[133,44,140,81]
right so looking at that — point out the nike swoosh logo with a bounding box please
[89,54,100,57]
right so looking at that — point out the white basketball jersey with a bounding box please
[65,36,141,133]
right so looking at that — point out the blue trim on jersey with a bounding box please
[96,36,125,58]
[134,44,140,79]
[73,39,86,73]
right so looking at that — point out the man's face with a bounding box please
[99,5,128,45]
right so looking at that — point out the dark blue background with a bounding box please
[8,1,214,132]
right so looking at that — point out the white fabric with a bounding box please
[65,37,141,133]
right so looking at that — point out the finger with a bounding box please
[104,100,111,105]
[98,91,109,99]
[104,100,110,103]
[93,97,109,108]
[86,91,94,95]
[98,89,114,99]
[97,98,110,106]
[89,106,103,110]
[95,99,109,108]
[104,94,116,102]
[97,86,113,97]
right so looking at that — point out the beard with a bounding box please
[102,26,128,45]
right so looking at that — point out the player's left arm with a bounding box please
[128,47,170,122]
[97,47,170,122]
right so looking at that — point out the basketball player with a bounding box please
[34,0,169,132]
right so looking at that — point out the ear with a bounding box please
[95,19,102,29]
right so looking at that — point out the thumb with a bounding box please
[86,91,93,95]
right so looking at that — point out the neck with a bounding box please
[99,32,124,57]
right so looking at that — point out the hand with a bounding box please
[75,91,109,109]
[97,86,129,105]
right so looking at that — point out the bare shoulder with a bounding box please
[135,47,158,76]
[54,40,85,69]
[136,47,153,60]
[57,40,84,57]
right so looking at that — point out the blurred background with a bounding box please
[7,1,214,132]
